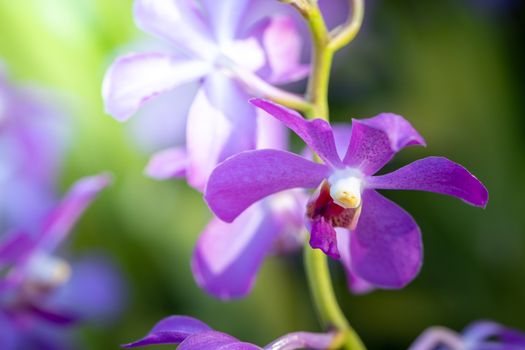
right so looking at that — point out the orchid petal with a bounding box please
[368,157,489,208]
[39,173,111,252]
[264,331,336,350]
[25,305,77,325]
[0,232,34,264]
[201,0,250,44]
[103,53,209,121]
[408,327,464,350]
[345,266,375,295]
[186,73,257,191]
[223,37,266,73]
[309,217,340,259]
[128,82,198,153]
[332,124,353,159]
[145,147,188,179]
[178,331,260,350]
[463,321,525,347]
[49,254,125,322]
[343,113,425,175]
[499,330,525,346]
[192,203,280,300]
[335,228,375,294]
[256,108,288,150]
[205,149,329,222]
[123,315,212,348]
[351,190,423,288]
[251,99,342,168]
[266,190,308,253]
[0,232,33,291]
[0,313,16,350]
[0,80,66,232]
[134,0,216,58]
[252,15,309,84]
[1,180,55,234]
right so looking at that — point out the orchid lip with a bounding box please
[327,168,364,209]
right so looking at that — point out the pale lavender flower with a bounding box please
[409,321,525,350]
[123,315,337,350]
[205,99,488,291]
[190,114,306,299]
[103,0,308,190]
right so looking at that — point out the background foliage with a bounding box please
[0,0,523,349]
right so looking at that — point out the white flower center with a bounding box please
[328,169,364,209]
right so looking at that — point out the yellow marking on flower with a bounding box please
[328,169,363,209]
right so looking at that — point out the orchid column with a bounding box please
[279,1,366,349]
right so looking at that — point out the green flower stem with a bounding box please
[304,245,366,350]
[300,0,364,120]
[304,4,332,120]
[230,65,313,113]
[296,1,366,350]
[328,0,365,52]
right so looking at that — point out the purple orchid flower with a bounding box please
[191,123,370,299]
[205,99,488,291]
[123,315,337,350]
[409,321,525,350]
[103,0,308,190]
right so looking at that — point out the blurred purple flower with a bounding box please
[0,175,123,349]
[123,315,337,350]
[0,67,124,349]
[103,0,308,190]
[409,321,525,350]
[205,99,488,291]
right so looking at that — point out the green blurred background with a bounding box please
[0,0,523,349]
